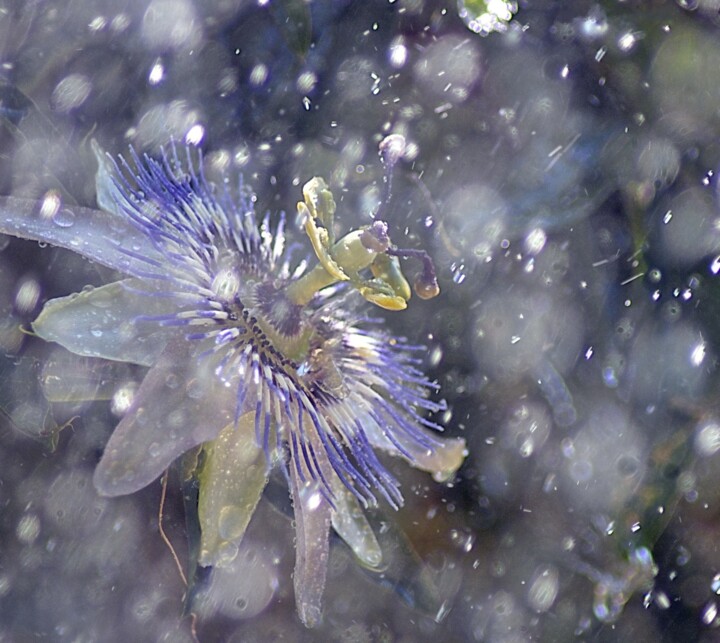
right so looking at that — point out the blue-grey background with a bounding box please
[1,1,719,641]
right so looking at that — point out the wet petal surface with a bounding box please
[0,196,169,278]
[330,483,383,569]
[33,279,184,366]
[93,339,236,496]
[197,413,269,567]
[290,473,332,628]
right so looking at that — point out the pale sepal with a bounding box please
[197,413,269,567]
[33,278,184,367]
[330,483,383,569]
[93,339,236,496]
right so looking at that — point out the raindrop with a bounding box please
[617,31,640,53]
[450,528,475,553]
[249,63,268,87]
[16,513,40,545]
[702,600,718,626]
[14,277,40,314]
[451,263,467,284]
[51,73,92,113]
[676,545,691,566]
[527,565,559,612]
[712,573,720,594]
[429,345,443,367]
[654,590,671,609]
[388,36,408,68]
[296,70,317,93]
[524,228,547,255]
[148,59,164,85]
[185,124,205,146]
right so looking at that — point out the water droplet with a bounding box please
[53,208,76,228]
[703,600,718,626]
[450,528,475,553]
[148,59,164,85]
[165,373,180,389]
[676,545,691,566]
[218,505,246,541]
[186,379,203,399]
[148,442,161,457]
[712,573,720,594]
[429,345,443,367]
[39,190,62,219]
[16,513,40,544]
[528,565,559,613]
[451,262,466,284]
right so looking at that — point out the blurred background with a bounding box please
[1,0,720,640]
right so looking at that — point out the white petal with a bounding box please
[93,139,126,218]
[33,279,184,367]
[0,195,169,278]
[290,471,332,628]
[93,339,236,496]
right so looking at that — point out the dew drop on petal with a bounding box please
[186,379,204,399]
[165,373,180,389]
[218,505,246,541]
[213,540,239,567]
[702,601,718,626]
[52,208,76,229]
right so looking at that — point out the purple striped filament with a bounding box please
[0,141,466,627]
